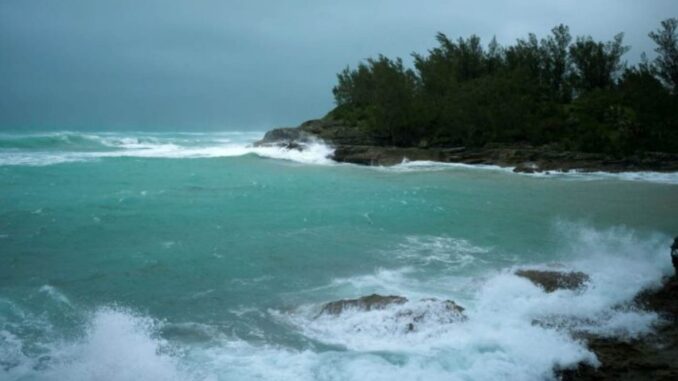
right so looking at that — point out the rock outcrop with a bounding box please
[256,117,678,172]
[319,294,407,315]
[317,294,466,332]
[515,269,590,292]
[559,239,678,380]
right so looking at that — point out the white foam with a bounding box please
[0,131,336,166]
[267,224,672,380]
[2,223,673,380]
[383,160,514,173]
[377,159,678,185]
[517,169,678,185]
[394,235,489,267]
[39,307,187,381]
[39,285,72,306]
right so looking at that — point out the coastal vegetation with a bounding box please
[330,19,678,155]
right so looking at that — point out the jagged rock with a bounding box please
[515,269,590,292]
[298,118,378,146]
[317,294,466,333]
[319,294,407,315]
[557,239,678,380]
[254,127,312,147]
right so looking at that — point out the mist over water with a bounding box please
[1,132,677,380]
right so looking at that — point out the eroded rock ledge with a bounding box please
[257,118,678,172]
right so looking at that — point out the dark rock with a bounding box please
[396,298,466,332]
[298,118,378,146]
[332,145,448,166]
[258,117,678,171]
[513,162,539,173]
[515,269,590,292]
[671,237,678,273]
[319,294,407,315]
[557,240,678,380]
[255,127,312,146]
[284,141,304,151]
[317,295,466,333]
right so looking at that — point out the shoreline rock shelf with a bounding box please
[256,118,678,173]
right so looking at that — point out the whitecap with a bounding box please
[394,235,489,267]
[38,307,187,381]
[0,132,336,166]
[38,285,72,307]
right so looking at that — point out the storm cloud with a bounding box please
[1,0,676,131]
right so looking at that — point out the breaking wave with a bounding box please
[0,131,335,166]
[385,159,678,184]
[2,132,676,184]
[0,224,674,380]
[270,224,672,380]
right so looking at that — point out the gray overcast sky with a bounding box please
[1,0,676,131]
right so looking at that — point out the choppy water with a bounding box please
[0,131,677,380]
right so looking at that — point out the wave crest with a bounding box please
[0,132,335,166]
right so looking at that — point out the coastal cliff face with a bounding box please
[257,118,678,172]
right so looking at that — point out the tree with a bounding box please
[540,24,572,101]
[505,33,542,80]
[569,33,629,92]
[486,36,504,74]
[329,23,677,153]
[649,18,678,92]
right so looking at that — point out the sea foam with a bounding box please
[0,132,335,166]
[2,131,677,185]
[270,224,672,380]
[0,225,672,381]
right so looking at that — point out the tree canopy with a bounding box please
[331,19,678,154]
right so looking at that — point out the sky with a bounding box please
[1,0,677,131]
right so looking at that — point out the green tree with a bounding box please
[540,24,572,101]
[649,18,678,91]
[569,33,629,92]
[329,23,676,153]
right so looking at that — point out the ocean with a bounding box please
[0,131,676,380]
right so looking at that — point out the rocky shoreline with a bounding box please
[313,241,678,380]
[557,239,678,380]
[256,118,678,173]
[260,118,678,378]
[559,276,678,380]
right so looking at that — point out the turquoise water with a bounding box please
[1,132,677,380]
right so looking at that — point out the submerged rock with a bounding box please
[319,294,407,315]
[396,298,466,332]
[515,269,590,292]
